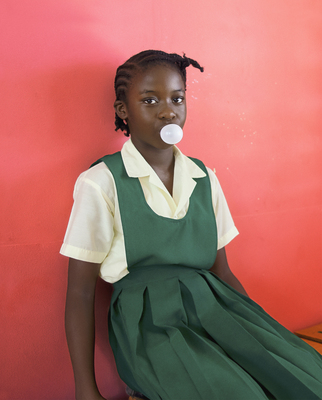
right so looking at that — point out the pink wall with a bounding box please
[1,1,321,399]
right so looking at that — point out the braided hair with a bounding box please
[114,50,204,136]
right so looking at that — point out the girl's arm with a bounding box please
[65,258,107,400]
[210,247,248,297]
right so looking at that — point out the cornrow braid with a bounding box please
[114,50,204,136]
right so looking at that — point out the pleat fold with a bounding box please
[109,267,322,400]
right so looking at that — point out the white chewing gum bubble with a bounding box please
[160,124,183,145]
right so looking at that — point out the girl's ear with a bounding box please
[114,100,128,120]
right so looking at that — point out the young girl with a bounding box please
[62,50,322,400]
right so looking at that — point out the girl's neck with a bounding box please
[131,139,174,170]
[151,154,175,196]
[132,140,175,195]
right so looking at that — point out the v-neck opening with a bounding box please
[134,176,192,222]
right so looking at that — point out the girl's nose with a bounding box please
[158,103,176,120]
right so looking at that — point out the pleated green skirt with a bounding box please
[98,152,322,399]
[109,265,322,400]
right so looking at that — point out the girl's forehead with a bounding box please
[131,64,185,90]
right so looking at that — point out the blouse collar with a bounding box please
[121,138,206,180]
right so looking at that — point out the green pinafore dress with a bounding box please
[95,153,322,400]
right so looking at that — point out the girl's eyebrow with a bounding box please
[139,90,156,94]
[139,88,185,94]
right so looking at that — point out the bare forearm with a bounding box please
[217,270,248,297]
[210,247,249,297]
[65,289,99,399]
[65,259,104,400]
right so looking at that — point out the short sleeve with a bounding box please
[60,163,116,263]
[207,167,239,249]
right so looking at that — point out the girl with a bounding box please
[62,50,322,400]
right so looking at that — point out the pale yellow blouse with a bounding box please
[60,139,238,283]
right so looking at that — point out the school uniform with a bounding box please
[61,139,322,400]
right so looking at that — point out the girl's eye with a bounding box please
[173,97,185,104]
[143,98,157,105]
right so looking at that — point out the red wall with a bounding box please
[1,1,321,399]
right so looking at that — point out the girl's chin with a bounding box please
[131,137,173,151]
